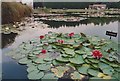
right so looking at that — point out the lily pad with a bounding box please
[69,55,84,64]
[63,48,75,55]
[56,56,69,62]
[88,69,99,77]
[70,71,85,80]
[27,65,38,73]
[38,64,51,71]
[77,64,90,74]
[99,62,114,75]
[52,60,65,66]
[33,58,46,64]
[51,66,69,78]
[19,58,31,65]
[42,73,58,79]
[28,70,44,80]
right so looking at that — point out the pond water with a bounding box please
[1,17,119,80]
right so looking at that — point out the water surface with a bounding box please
[1,17,119,79]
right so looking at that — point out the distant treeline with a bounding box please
[33,2,120,9]
[2,2,33,24]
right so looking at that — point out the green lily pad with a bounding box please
[56,56,69,62]
[88,69,99,77]
[33,58,46,64]
[52,60,65,66]
[77,64,90,74]
[38,64,51,71]
[28,70,44,80]
[75,50,86,55]
[70,71,85,80]
[63,48,75,55]
[69,55,84,64]
[27,65,38,73]
[19,58,31,65]
[42,73,58,80]
[99,62,114,75]
[92,64,99,68]
[88,59,100,63]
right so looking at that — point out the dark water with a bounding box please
[1,33,18,48]
[39,17,120,28]
[1,17,119,80]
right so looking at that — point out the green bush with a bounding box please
[1,2,33,24]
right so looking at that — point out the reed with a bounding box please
[1,2,33,24]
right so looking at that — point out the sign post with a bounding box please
[106,31,117,39]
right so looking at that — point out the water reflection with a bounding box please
[39,17,120,28]
[1,33,18,48]
[2,17,119,49]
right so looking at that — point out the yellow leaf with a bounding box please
[97,73,106,78]
[51,66,69,78]
[103,76,111,79]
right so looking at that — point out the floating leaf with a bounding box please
[88,59,100,63]
[56,56,69,62]
[97,73,106,78]
[51,66,69,78]
[33,58,46,64]
[75,50,86,55]
[88,69,99,77]
[28,70,44,80]
[42,73,57,79]
[19,58,31,65]
[38,64,51,71]
[27,65,38,73]
[52,60,65,66]
[69,55,84,64]
[44,57,53,61]
[63,48,75,56]
[77,64,90,74]
[70,71,85,80]
[103,76,112,79]
[42,73,58,81]
[99,62,114,75]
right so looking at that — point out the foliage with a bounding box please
[6,32,120,81]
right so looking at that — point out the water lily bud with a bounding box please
[39,35,45,39]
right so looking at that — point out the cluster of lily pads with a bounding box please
[6,32,120,81]
[2,24,20,34]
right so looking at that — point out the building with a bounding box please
[89,4,106,10]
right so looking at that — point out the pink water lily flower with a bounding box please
[68,32,74,37]
[41,49,47,54]
[92,50,103,59]
[57,40,64,44]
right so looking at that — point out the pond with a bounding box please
[1,17,119,80]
